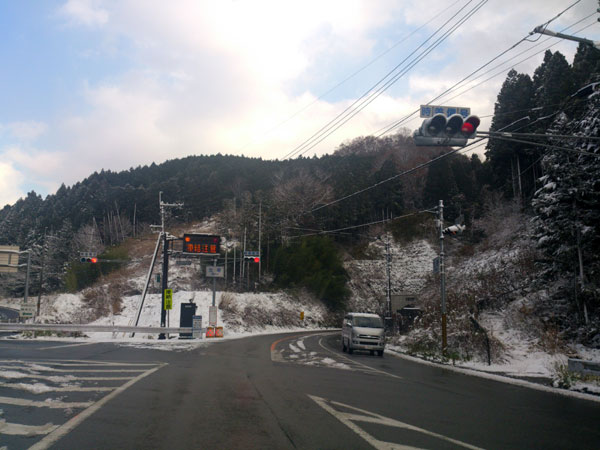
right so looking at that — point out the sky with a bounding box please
[1,0,598,208]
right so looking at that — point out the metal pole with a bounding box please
[233,240,237,286]
[386,228,391,318]
[439,200,447,355]
[258,201,262,283]
[24,251,31,305]
[159,232,168,340]
[225,243,228,288]
[212,258,217,307]
[132,232,162,336]
[37,229,47,317]
[242,226,247,280]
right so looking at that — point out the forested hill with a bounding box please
[1,44,599,323]
[1,132,481,249]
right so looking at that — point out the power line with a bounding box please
[375,5,596,137]
[478,130,600,141]
[289,210,427,239]
[282,0,487,160]
[484,135,600,157]
[235,0,464,154]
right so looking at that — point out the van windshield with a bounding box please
[353,316,383,328]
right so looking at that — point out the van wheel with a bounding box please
[377,350,384,357]
[342,338,347,352]
[348,344,353,354]
[370,350,374,356]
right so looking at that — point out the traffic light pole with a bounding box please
[439,200,447,355]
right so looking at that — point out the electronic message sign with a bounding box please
[182,234,220,256]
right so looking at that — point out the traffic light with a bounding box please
[443,224,465,235]
[80,257,98,264]
[461,115,480,138]
[79,252,98,263]
[80,257,98,263]
[413,114,480,146]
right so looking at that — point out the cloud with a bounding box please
[0,161,25,208]
[10,0,594,198]
[0,121,48,141]
[59,0,108,27]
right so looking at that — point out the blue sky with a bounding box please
[1,0,598,207]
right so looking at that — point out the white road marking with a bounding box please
[29,363,166,450]
[0,382,114,393]
[0,371,133,382]
[318,337,401,379]
[0,366,148,373]
[0,419,59,436]
[309,395,484,450]
[297,339,306,351]
[289,343,301,353]
[0,396,93,409]
[0,359,159,366]
[36,342,98,351]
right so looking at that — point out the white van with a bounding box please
[341,312,385,356]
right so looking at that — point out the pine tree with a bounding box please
[485,69,535,199]
[532,87,600,343]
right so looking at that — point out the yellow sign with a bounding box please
[300,311,305,321]
[164,289,173,310]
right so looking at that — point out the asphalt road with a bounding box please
[0,331,599,449]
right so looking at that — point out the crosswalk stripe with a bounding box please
[0,396,93,409]
[0,420,59,436]
[0,382,114,393]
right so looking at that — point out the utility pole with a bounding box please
[258,201,262,283]
[385,216,392,320]
[532,25,600,50]
[439,200,447,355]
[156,191,183,340]
[233,239,237,286]
[36,228,47,316]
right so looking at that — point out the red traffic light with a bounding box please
[253,257,260,263]
[461,115,480,137]
[90,257,98,263]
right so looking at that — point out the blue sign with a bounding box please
[420,105,471,118]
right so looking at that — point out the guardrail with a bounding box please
[0,323,201,335]
[568,358,600,376]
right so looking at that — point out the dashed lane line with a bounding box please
[0,396,93,409]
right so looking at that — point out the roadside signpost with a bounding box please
[20,302,36,319]
[192,315,203,339]
[206,265,224,278]
[164,289,173,310]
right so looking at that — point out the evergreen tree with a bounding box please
[485,69,535,199]
[532,88,600,343]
